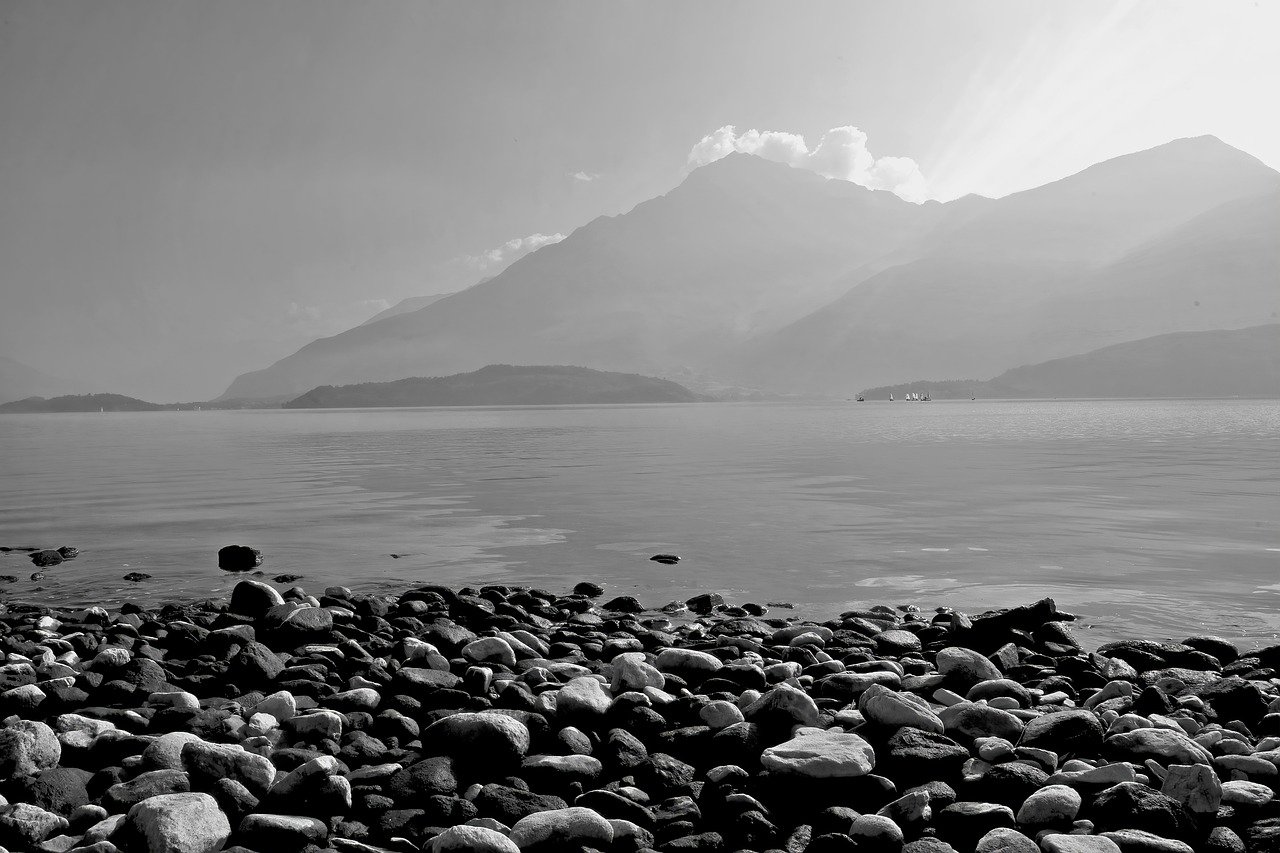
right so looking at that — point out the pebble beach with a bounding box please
[3,575,1280,853]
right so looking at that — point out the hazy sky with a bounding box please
[2,0,1277,399]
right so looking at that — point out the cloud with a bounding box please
[463,232,566,272]
[686,125,930,202]
[569,171,601,182]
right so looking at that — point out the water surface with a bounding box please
[2,400,1277,648]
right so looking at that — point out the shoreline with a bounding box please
[1,581,1278,853]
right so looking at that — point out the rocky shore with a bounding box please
[2,581,1280,853]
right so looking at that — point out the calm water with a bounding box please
[1,401,1278,648]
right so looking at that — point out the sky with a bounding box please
[1,0,1277,400]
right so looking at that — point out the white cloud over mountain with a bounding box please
[687,125,930,202]
[463,232,567,272]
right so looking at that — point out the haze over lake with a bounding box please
[4,400,1277,647]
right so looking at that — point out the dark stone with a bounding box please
[602,596,645,613]
[968,761,1048,807]
[218,544,263,571]
[30,550,64,567]
[883,727,970,783]
[473,783,567,824]
[1089,782,1195,841]
[1198,676,1267,725]
[56,546,79,559]
[651,554,681,565]
[19,767,91,815]
[385,756,458,802]
[935,802,1016,849]
[685,593,723,614]
[229,641,284,685]
[1018,708,1105,756]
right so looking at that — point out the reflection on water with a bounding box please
[1,399,1277,648]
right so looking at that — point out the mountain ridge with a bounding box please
[859,324,1280,399]
[221,135,1280,400]
[282,364,701,408]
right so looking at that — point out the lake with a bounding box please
[1,400,1277,648]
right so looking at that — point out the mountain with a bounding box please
[860,325,1280,399]
[0,393,165,413]
[282,364,700,408]
[361,292,457,325]
[0,356,82,404]
[222,136,1280,399]
[222,153,938,399]
[734,137,1280,393]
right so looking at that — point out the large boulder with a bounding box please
[0,719,61,777]
[509,806,614,851]
[217,544,262,572]
[229,580,285,617]
[760,729,876,778]
[127,792,231,853]
[422,712,531,768]
[1019,709,1105,756]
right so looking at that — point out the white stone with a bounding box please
[760,728,875,778]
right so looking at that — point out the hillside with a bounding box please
[282,364,701,408]
[0,393,166,413]
[0,356,82,404]
[733,137,1280,394]
[859,325,1280,399]
[361,292,457,325]
[222,136,1280,400]
[221,153,937,400]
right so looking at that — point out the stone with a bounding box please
[744,683,821,729]
[143,732,205,771]
[940,701,1024,741]
[975,828,1038,852]
[860,683,945,733]
[1099,830,1194,853]
[508,806,613,850]
[430,824,520,852]
[611,654,665,692]
[760,729,876,778]
[1105,729,1213,766]
[0,802,69,847]
[0,719,61,777]
[422,712,531,767]
[387,756,459,801]
[238,813,328,847]
[127,793,231,853]
[557,676,612,718]
[849,813,904,847]
[1020,709,1106,755]
[218,544,262,572]
[1089,782,1194,840]
[104,769,192,810]
[31,549,65,567]
[655,648,723,678]
[699,700,744,729]
[1015,784,1081,828]
[1221,779,1274,807]
[463,637,517,667]
[936,647,1003,686]
[1160,763,1221,814]
[1040,836,1122,853]
[181,739,276,796]
[229,580,285,617]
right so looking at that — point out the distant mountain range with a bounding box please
[0,393,166,413]
[219,135,1279,401]
[860,325,1280,399]
[0,355,83,404]
[283,364,699,408]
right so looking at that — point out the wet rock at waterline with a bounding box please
[217,544,263,572]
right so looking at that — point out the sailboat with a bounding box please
[889,393,894,401]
